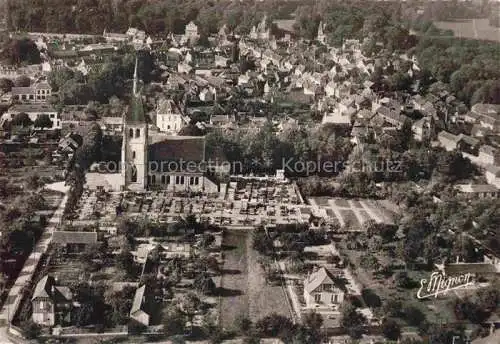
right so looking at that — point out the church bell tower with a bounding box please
[121,57,148,191]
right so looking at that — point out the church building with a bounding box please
[120,58,220,193]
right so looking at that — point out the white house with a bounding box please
[479,145,500,166]
[3,104,60,129]
[156,98,188,134]
[303,267,345,308]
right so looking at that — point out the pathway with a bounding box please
[0,185,68,339]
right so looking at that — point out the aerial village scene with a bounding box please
[0,0,499,343]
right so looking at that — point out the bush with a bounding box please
[402,305,426,327]
[20,320,41,339]
[255,313,294,339]
[382,318,401,340]
[361,288,381,308]
[128,320,147,334]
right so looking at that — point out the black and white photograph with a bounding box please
[0,0,499,343]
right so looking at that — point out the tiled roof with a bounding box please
[32,275,72,302]
[304,267,338,293]
[130,284,147,315]
[149,135,205,162]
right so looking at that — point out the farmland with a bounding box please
[434,18,500,42]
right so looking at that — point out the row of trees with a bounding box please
[7,0,289,37]
[206,122,352,175]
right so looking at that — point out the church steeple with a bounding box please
[133,56,139,96]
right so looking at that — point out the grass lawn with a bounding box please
[247,234,290,321]
[220,230,249,329]
[219,229,291,330]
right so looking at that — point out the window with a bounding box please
[161,175,166,184]
[40,301,45,310]
[132,151,136,159]
[195,177,199,185]
[180,176,184,184]
[323,284,332,292]
[151,175,156,184]
[175,176,180,184]
[167,125,171,130]
[131,168,137,182]
[129,128,133,138]
[314,294,321,303]
[135,128,140,138]
[332,294,338,303]
[190,177,194,185]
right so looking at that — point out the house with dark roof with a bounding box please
[11,81,52,103]
[32,275,73,326]
[52,231,98,253]
[303,267,345,308]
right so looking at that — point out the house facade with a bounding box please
[32,275,73,326]
[3,104,60,129]
[156,98,188,134]
[11,82,52,103]
[303,267,345,308]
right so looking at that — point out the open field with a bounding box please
[309,197,398,228]
[220,230,249,329]
[219,229,290,329]
[247,232,291,321]
[434,18,500,42]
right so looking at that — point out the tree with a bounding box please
[115,243,135,276]
[178,292,201,319]
[382,299,402,318]
[477,286,499,313]
[14,75,31,87]
[382,318,401,340]
[234,313,252,335]
[34,114,53,129]
[178,123,204,136]
[2,38,41,65]
[394,271,412,288]
[20,320,41,339]
[255,313,294,339]
[340,302,367,339]
[361,288,381,308]
[162,305,186,336]
[104,285,135,326]
[302,311,323,332]
[11,112,32,127]
[0,78,13,92]
[402,305,426,327]
[359,253,380,271]
[193,273,216,295]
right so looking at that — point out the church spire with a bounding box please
[133,56,138,96]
